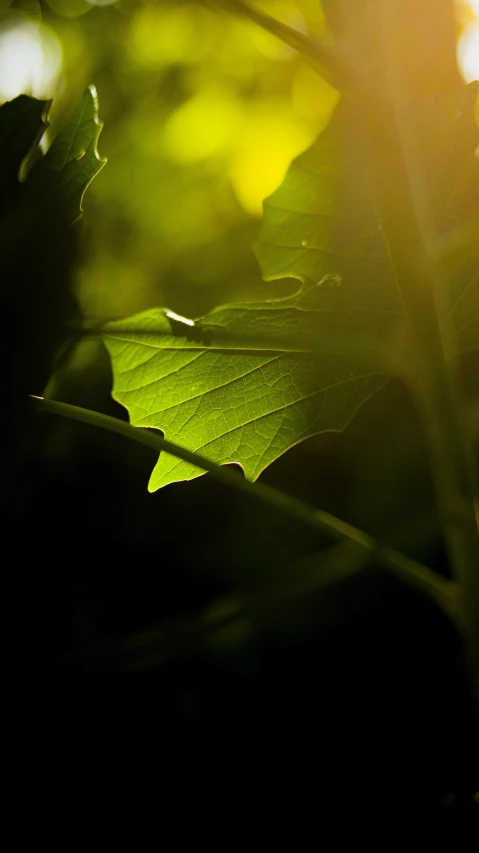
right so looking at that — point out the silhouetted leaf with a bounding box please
[36,85,106,223]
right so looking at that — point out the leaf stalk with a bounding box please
[32,395,460,625]
[351,3,479,695]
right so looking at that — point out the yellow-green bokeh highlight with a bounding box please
[6,0,473,320]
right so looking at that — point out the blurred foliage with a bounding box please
[0,87,105,481]
[1,1,476,327]
[0,0,339,328]
[1,0,479,806]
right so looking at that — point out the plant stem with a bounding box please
[210,0,343,88]
[353,4,479,694]
[31,394,459,623]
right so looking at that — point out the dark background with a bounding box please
[1,0,479,810]
[11,354,479,810]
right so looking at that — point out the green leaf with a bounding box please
[104,93,478,492]
[104,278,396,490]
[255,100,479,359]
[254,103,396,293]
[0,86,106,224]
[36,85,106,222]
[0,88,105,471]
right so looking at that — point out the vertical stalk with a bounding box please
[352,4,479,694]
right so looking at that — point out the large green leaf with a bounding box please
[255,99,479,360]
[254,103,396,293]
[104,274,397,490]
[105,90,478,491]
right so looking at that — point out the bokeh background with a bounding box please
[0,0,476,324]
[2,0,479,808]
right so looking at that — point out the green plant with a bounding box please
[2,0,479,796]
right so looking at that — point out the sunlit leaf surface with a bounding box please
[104,284,394,490]
[105,89,478,490]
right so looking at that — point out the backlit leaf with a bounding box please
[104,275,397,490]
[37,85,107,222]
[105,82,478,491]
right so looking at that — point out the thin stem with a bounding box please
[208,0,344,88]
[351,3,479,690]
[31,394,460,623]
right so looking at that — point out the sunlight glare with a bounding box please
[163,89,242,163]
[165,310,195,328]
[230,104,318,215]
[458,1,479,82]
[458,22,479,82]
[0,22,62,102]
